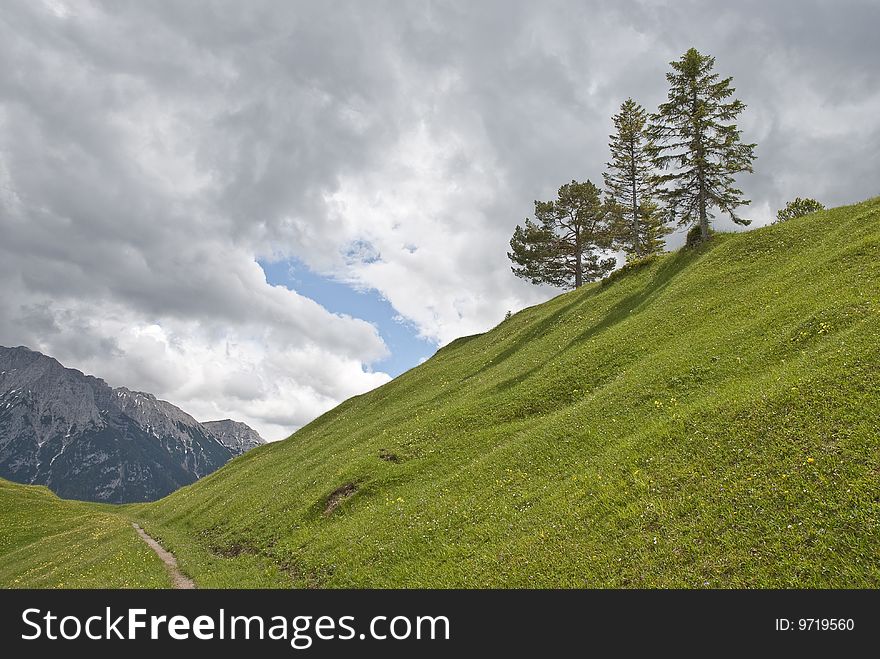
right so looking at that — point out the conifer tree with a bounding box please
[604,98,657,257]
[508,180,615,289]
[649,48,756,242]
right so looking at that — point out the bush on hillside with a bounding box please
[685,225,715,248]
[774,197,825,223]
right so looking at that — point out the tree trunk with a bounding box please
[699,177,708,241]
[630,140,640,256]
[575,250,582,288]
[692,85,709,242]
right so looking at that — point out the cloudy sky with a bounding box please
[1,1,878,440]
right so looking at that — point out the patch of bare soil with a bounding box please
[324,483,357,515]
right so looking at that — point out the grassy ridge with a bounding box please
[133,198,880,588]
[0,480,171,588]
[1,198,877,588]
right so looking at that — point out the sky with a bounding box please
[1,1,878,440]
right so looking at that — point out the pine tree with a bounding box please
[508,180,615,289]
[649,48,756,242]
[604,98,657,258]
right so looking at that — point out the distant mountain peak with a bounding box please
[202,419,265,454]
[0,345,264,503]
[115,387,158,401]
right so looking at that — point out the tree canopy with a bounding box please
[508,180,615,289]
[649,48,756,242]
[510,47,759,290]
[604,98,664,258]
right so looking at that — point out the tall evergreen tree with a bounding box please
[508,180,615,289]
[604,98,657,257]
[649,48,756,242]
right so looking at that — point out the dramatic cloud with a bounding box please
[2,0,877,437]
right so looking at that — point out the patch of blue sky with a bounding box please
[259,258,436,377]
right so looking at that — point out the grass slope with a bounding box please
[0,480,171,588]
[134,197,879,588]
[2,198,877,588]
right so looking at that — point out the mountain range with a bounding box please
[0,346,264,503]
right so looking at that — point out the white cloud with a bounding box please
[316,121,547,344]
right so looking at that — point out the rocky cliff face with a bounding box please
[202,419,265,454]
[0,346,263,503]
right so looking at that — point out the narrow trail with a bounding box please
[132,523,196,589]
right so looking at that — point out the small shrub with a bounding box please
[775,197,825,224]
[685,225,714,248]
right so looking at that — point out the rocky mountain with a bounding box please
[202,419,265,454]
[0,346,265,503]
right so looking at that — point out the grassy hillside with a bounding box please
[2,198,877,589]
[0,479,171,588]
[129,197,879,588]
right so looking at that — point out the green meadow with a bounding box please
[0,479,170,588]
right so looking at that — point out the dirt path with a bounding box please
[132,523,196,589]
